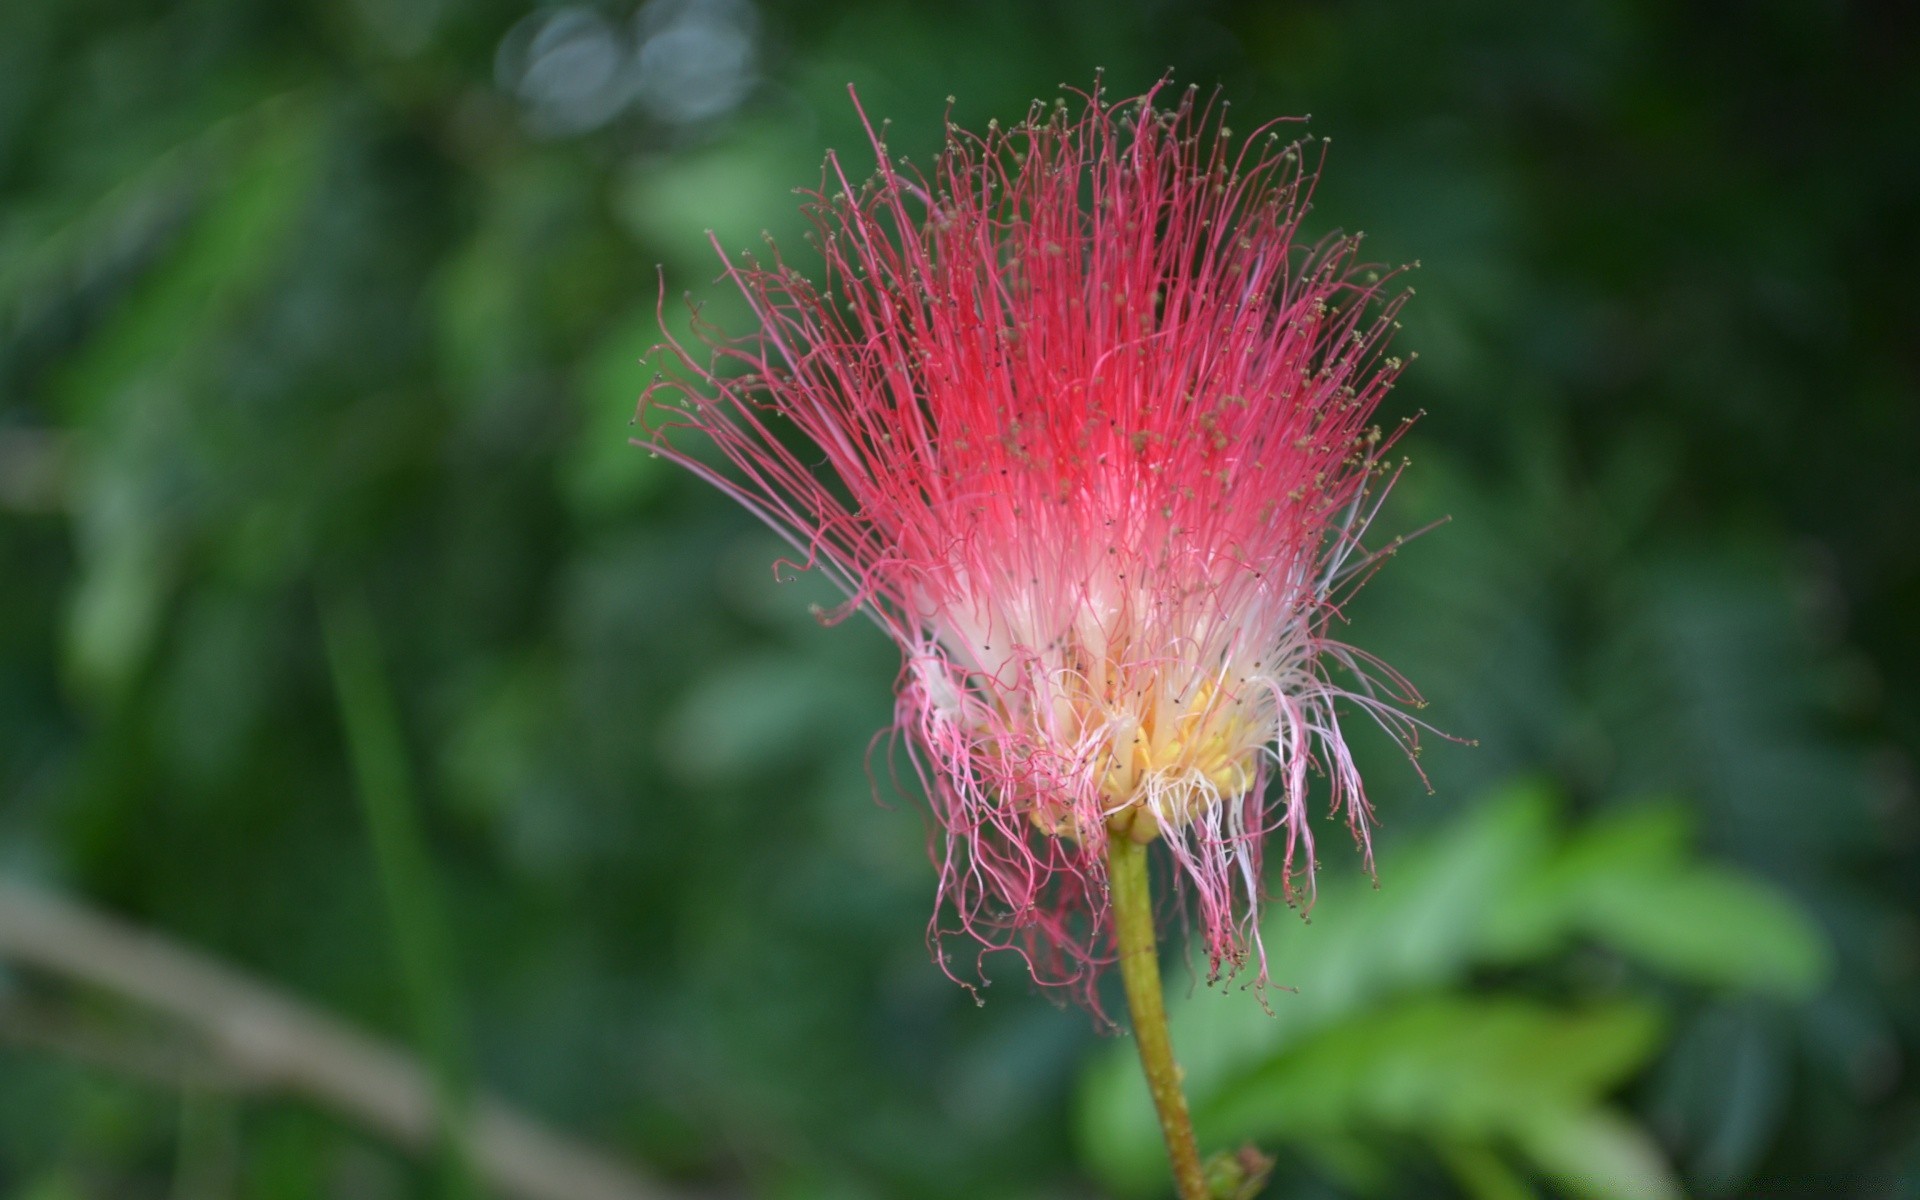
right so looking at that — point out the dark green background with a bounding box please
[2,0,1915,1196]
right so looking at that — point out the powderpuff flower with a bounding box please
[644,80,1429,1009]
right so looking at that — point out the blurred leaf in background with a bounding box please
[1078,782,1829,1199]
[1,0,1915,1197]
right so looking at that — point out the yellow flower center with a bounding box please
[1029,674,1262,844]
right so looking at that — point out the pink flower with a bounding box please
[645,80,1428,1010]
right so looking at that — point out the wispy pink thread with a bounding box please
[643,78,1431,1015]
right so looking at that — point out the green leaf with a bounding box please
[1202,997,1663,1144]
[1532,803,1832,996]
[1075,781,1825,1195]
[1439,1142,1540,1200]
[1077,783,1560,1190]
[1516,1109,1685,1200]
[1574,863,1831,997]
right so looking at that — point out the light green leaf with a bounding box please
[1439,1142,1541,1200]
[1075,781,1823,1194]
[1202,997,1662,1144]
[1077,783,1559,1189]
[1517,1109,1686,1200]
[1575,864,1831,997]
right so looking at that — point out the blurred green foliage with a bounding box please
[1079,783,1827,1199]
[1,0,1915,1198]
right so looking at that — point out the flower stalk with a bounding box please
[1107,829,1209,1200]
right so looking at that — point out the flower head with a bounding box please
[645,79,1428,1010]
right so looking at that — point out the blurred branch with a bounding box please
[0,878,689,1200]
[0,994,252,1093]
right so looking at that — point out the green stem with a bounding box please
[321,588,477,1200]
[1108,832,1209,1200]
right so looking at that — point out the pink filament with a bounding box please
[645,79,1427,1014]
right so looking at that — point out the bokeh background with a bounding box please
[2,0,1916,1197]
